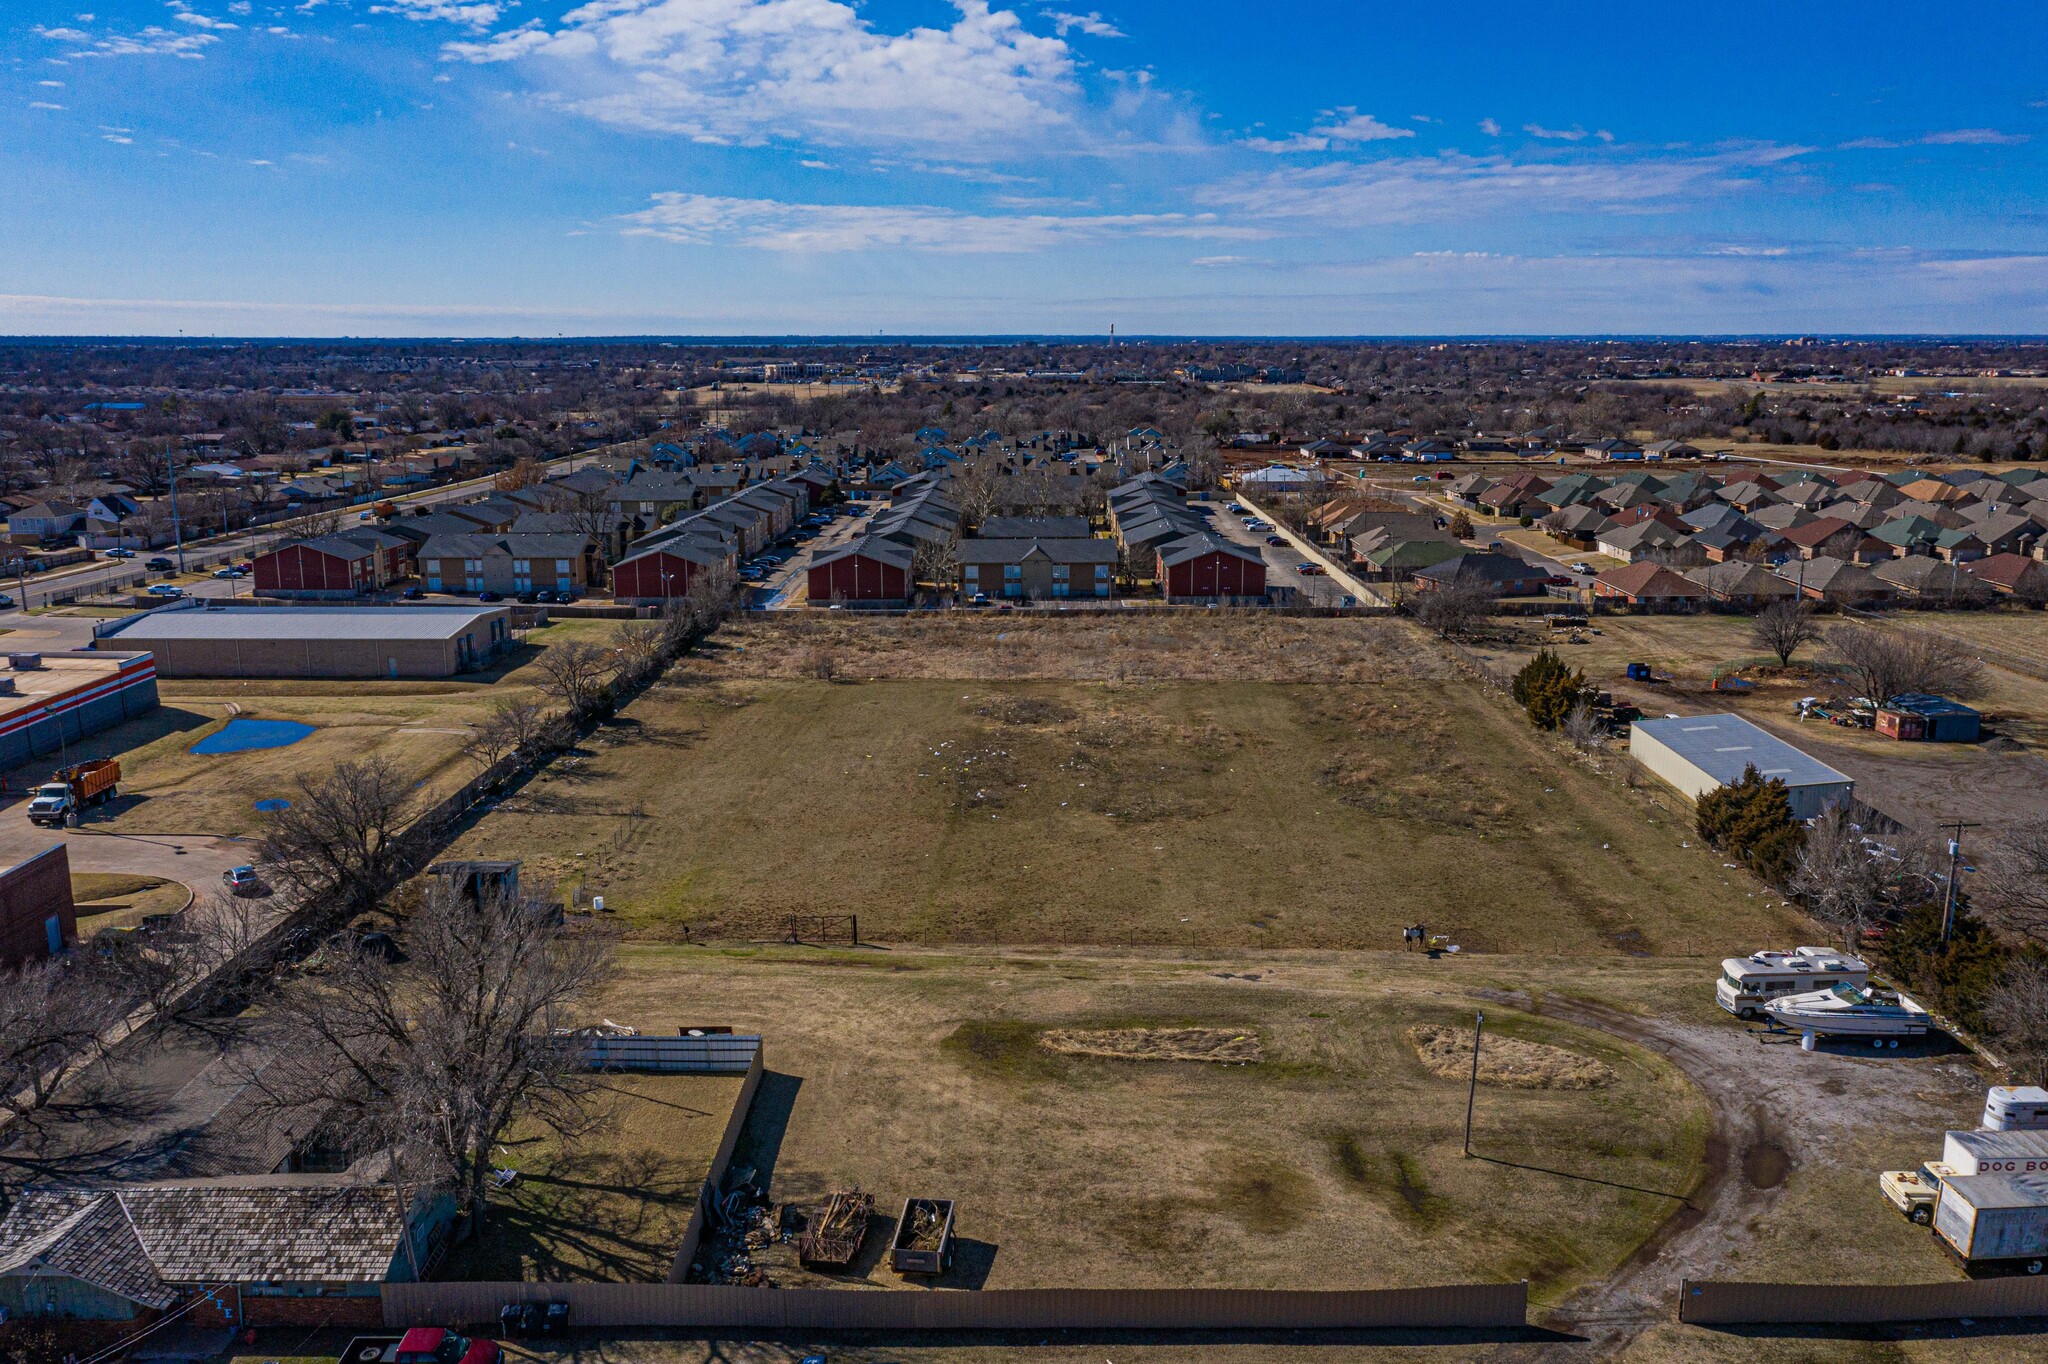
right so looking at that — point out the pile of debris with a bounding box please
[691,1166,787,1287]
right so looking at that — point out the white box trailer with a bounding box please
[1941,1129,2048,1177]
[1984,1086,2048,1132]
[1933,1172,2048,1272]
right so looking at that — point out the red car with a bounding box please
[395,1329,501,1364]
[1294,563,1324,575]
[1545,574,1573,586]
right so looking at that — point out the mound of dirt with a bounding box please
[1039,1027,1263,1064]
[1404,1024,1615,1090]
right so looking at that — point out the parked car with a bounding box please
[1569,561,1594,575]
[222,865,264,896]
[146,584,184,598]
[535,588,558,604]
[969,592,990,606]
[212,567,242,579]
[145,557,175,571]
[477,590,503,602]
[1225,502,1246,514]
[515,591,537,605]
[556,592,579,604]
[104,547,135,558]
[1265,535,1287,546]
[0,594,13,609]
[402,586,425,599]
[393,1329,502,1364]
[1295,563,1324,575]
[1546,574,1573,587]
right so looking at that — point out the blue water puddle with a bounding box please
[191,719,317,755]
[253,798,292,812]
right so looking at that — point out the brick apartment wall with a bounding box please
[0,843,75,965]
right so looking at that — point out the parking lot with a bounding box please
[1191,498,1354,605]
[748,501,874,608]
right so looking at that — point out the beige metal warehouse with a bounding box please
[98,603,513,679]
[1628,713,1854,820]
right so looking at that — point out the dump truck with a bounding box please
[27,758,119,826]
[889,1197,956,1275]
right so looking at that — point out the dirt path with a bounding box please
[1476,988,1982,1359]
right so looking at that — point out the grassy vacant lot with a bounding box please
[439,1072,746,1283]
[443,617,1795,955]
[72,620,620,837]
[70,871,187,934]
[600,947,1710,1301]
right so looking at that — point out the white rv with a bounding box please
[1716,946,1869,1019]
[1985,1087,2048,1132]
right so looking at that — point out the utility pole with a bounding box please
[166,444,186,574]
[1938,818,1981,947]
[1462,1010,1485,1157]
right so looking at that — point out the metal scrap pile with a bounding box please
[798,1186,873,1267]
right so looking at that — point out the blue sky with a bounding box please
[5,1,2047,335]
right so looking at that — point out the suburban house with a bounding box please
[1157,532,1267,600]
[808,535,917,603]
[958,536,1119,600]
[5,501,84,543]
[1412,552,1549,597]
[1593,562,1707,609]
[1686,561,1797,608]
[1774,556,1895,605]
[1963,552,2048,598]
[415,532,595,596]
[0,1178,451,1328]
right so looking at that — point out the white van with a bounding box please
[1717,946,1869,1019]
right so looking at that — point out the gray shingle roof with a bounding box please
[109,605,504,643]
[0,1181,407,1301]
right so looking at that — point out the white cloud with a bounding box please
[1841,128,2029,150]
[800,158,835,170]
[446,0,1083,155]
[1044,10,1122,38]
[1242,107,1413,153]
[369,0,505,29]
[617,191,1266,252]
[229,1,251,11]
[30,101,67,110]
[36,22,220,57]
[1191,255,1267,267]
[1201,145,1807,225]
[167,2,239,30]
[39,80,66,87]
[1523,123,1588,141]
[1478,117,1500,136]
[102,132,134,143]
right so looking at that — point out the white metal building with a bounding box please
[1628,713,1854,820]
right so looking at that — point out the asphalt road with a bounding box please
[754,502,875,608]
[0,450,604,624]
[1191,497,1355,605]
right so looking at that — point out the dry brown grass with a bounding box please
[1404,1024,1617,1090]
[1038,1027,1264,1064]
[688,613,1444,684]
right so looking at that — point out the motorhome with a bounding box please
[1985,1086,2048,1132]
[1716,946,1868,1019]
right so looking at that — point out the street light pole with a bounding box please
[1462,1011,1485,1157]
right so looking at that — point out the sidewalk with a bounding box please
[1231,493,1390,606]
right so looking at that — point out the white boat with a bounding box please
[1765,983,1929,1040]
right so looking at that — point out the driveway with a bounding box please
[1192,498,1355,605]
[0,793,250,887]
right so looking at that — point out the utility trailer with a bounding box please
[889,1197,956,1275]
[798,1187,873,1269]
[1933,1171,2048,1275]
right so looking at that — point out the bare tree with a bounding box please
[463,698,549,773]
[1750,599,1823,667]
[1986,956,2048,1087]
[0,957,146,1209]
[910,532,960,591]
[1790,804,1886,947]
[1408,580,1493,639]
[1825,624,1988,704]
[682,558,739,632]
[257,757,418,917]
[536,638,618,717]
[1562,699,1607,753]
[950,462,1003,527]
[1985,819,2048,945]
[242,882,613,1226]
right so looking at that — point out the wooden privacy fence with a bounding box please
[383,1281,1528,1332]
[1678,1276,2048,1325]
